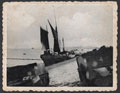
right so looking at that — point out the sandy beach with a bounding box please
[46,58,80,86]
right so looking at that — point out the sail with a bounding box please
[40,27,49,50]
[48,20,60,53]
[48,20,58,39]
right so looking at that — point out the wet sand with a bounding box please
[46,58,80,86]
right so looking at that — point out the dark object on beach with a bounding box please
[76,46,113,86]
[7,63,49,86]
[40,20,74,66]
[23,53,26,55]
[82,46,113,67]
[41,52,70,66]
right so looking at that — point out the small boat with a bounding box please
[7,62,49,86]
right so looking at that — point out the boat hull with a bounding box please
[76,46,113,86]
[41,54,72,66]
[7,63,49,86]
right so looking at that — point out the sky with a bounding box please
[6,2,114,49]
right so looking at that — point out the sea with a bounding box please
[7,48,43,67]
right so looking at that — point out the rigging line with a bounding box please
[53,5,57,28]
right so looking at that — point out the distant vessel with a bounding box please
[40,20,74,66]
[23,53,26,55]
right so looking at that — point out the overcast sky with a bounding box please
[6,2,113,49]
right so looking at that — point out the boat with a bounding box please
[40,20,75,66]
[7,62,49,86]
[76,46,113,86]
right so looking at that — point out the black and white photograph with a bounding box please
[2,2,117,91]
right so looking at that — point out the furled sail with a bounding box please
[48,20,60,53]
[40,27,49,50]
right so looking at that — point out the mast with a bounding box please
[53,5,57,31]
[53,5,61,53]
[62,38,65,52]
[48,20,60,53]
[47,6,61,53]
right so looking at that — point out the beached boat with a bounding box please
[76,46,113,86]
[40,20,75,66]
[7,62,49,86]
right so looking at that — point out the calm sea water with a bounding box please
[7,49,43,67]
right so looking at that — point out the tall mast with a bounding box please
[62,38,65,52]
[53,5,57,28]
[48,20,60,53]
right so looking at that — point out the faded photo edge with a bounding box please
[2,1,118,91]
